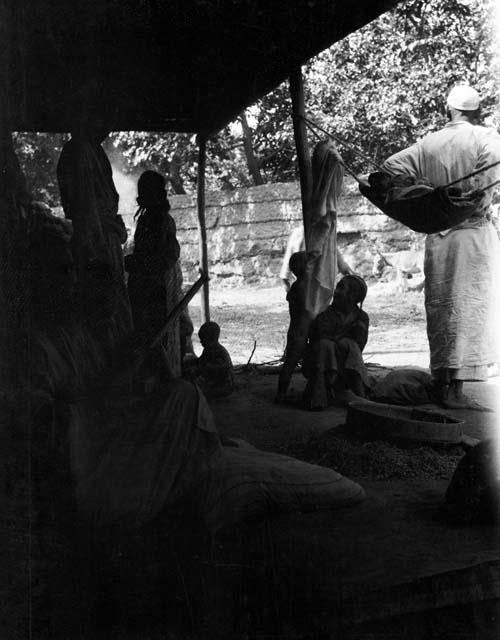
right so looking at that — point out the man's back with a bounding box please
[419,123,500,189]
[383,122,500,198]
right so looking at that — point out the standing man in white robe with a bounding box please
[382,85,500,409]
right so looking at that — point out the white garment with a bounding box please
[424,222,500,378]
[304,140,343,315]
[383,121,500,378]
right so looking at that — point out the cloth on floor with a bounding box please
[198,439,366,533]
[73,379,222,527]
[75,382,365,532]
[370,368,434,405]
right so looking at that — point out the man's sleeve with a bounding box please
[381,143,421,179]
[476,129,500,186]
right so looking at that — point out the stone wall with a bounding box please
[165,178,423,285]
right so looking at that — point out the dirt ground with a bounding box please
[188,283,500,637]
[190,279,500,462]
[190,281,429,368]
[100,282,500,639]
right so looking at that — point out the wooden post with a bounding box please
[196,135,210,323]
[289,66,313,243]
[0,4,24,390]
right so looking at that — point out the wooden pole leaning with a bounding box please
[289,65,313,245]
[150,274,208,349]
[129,275,208,384]
[196,134,210,323]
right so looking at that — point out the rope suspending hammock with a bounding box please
[296,114,500,234]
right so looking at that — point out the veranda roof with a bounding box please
[5,0,401,134]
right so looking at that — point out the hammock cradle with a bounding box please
[358,172,484,234]
[298,115,498,235]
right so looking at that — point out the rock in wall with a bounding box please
[164,178,422,286]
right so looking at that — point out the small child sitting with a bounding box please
[275,251,314,403]
[195,321,234,398]
[303,274,370,410]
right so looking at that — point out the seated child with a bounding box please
[275,251,315,403]
[303,274,370,410]
[195,321,234,398]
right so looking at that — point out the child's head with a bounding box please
[289,251,307,279]
[333,275,367,310]
[198,321,221,347]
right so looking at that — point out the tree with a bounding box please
[13,132,68,206]
[239,112,264,186]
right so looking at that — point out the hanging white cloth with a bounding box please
[305,139,344,316]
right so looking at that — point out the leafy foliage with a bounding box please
[303,0,498,172]
[110,129,253,193]
[13,132,68,206]
[13,0,498,202]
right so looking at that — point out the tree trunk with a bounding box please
[168,149,187,194]
[289,66,312,241]
[240,111,265,186]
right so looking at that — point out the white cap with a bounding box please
[447,85,480,111]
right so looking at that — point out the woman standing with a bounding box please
[126,171,182,375]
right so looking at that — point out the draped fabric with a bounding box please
[305,140,344,316]
[0,132,31,387]
[58,139,111,269]
[24,213,215,528]
[1,131,31,221]
[424,222,500,378]
[57,136,132,337]
[382,121,500,378]
[74,380,221,527]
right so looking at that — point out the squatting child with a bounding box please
[303,274,370,410]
